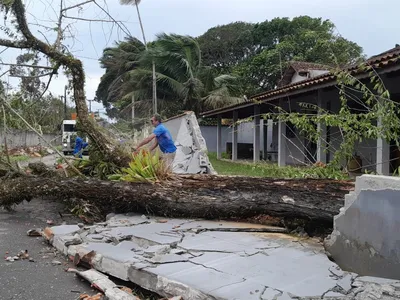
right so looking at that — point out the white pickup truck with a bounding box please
[61,119,88,155]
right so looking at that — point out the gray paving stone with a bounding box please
[106,214,151,227]
[106,224,183,244]
[209,279,267,300]
[179,231,281,254]
[337,274,353,293]
[51,224,80,236]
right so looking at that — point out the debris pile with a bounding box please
[3,145,55,157]
[68,268,140,300]
[4,249,33,262]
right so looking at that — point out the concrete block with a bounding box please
[336,274,353,293]
[326,175,400,280]
[53,234,82,255]
[51,225,80,236]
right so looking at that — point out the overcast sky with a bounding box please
[1,0,398,115]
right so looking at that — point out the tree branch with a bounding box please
[61,0,94,12]
[9,0,79,67]
[0,38,31,49]
[38,64,61,99]
[62,15,125,23]
[9,71,53,78]
[54,0,64,49]
[93,0,132,37]
[0,62,54,69]
[0,70,10,78]
[11,0,38,43]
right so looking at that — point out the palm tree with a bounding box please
[119,0,158,114]
[97,33,243,118]
[132,33,243,115]
[96,37,145,115]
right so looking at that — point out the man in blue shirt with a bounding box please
[136,114,177,169]
[73,135,88,158]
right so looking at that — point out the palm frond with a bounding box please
[119,0,142,5]
[202,85,243,110]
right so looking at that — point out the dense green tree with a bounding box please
[1,93,74,133]
[199,16,363,96]
[197,22,255,73]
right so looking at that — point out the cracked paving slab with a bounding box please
[44,213,400,300]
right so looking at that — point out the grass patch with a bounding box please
[208,152,348,180]
[9,155,30,162]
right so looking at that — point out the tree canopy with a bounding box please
[197,22,256,74]
[96,33,242,119]
[97,16,363,119]
[198,16,363,95]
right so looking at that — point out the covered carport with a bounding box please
[201,46,400,175]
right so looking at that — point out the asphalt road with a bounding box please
[0,198,94,300]
[19,153,59,168]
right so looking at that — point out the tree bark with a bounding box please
[0,175,354,225]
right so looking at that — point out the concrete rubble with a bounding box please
[43,214,400,300]
[325,175,400,280]
[67,268,140,300]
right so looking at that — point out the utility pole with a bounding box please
[119,0,157,114]
[87,99,95,113]
[131,94,135,124]
[133,0,157,114]
[152,62,157,114]
[63,85,67,119]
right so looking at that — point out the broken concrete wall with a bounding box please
[325,175,400,280]
[170,112,215,174]
[133,112,216,175]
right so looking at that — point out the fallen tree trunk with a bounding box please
[0,175,353,225]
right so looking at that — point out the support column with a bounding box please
[253,105,260,162]
[376,118,390,175]
[277,100,286,167]
[217,115,222,160]
[317,90,327,164]
[232,111,238,161]
[263,121,269,160]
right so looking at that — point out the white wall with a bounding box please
[200,120,274,156]
[199,125,230,153]
[291,73,308,84]
[291,70,329,85]
[0,129,60,148]
[309,70,330,77]
[226,120,265,145]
